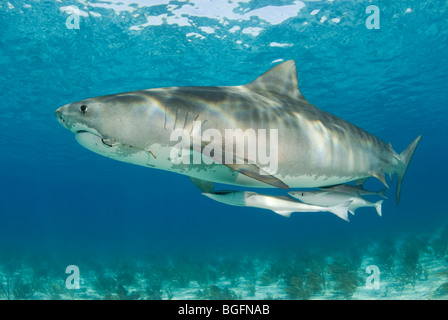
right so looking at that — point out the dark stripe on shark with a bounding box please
[141,87,229,104]
[98,94,148,105]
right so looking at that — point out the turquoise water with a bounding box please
[1,0,447,300]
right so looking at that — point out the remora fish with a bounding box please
[319,184,388,199]
[289,190,383,217]
[203,191,352,221]
[55,60,421,203]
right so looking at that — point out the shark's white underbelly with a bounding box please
[75,132,362,188]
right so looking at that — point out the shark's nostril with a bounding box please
[55,109,66,123]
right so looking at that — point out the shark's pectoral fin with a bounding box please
[190,141,289,190]
[190,177,215,193]
[223,163,289,190]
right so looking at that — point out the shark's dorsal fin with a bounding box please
[245,60,303,100]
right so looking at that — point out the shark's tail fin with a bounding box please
[396,135,422,205]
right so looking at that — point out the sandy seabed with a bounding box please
[1,226,448,300]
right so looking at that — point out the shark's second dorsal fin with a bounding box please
[245,60,303,100]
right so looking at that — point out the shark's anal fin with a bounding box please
[189,177,215,193]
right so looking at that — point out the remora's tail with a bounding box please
[396,135,422,205]
[375,200,383,217]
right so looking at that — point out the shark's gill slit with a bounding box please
[190,114,200,134]
[182,111,189,130]
[173,107,179,130]
[146,150,157,159]
[164,105,167,130]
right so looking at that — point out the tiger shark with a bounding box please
[55,60,421,205]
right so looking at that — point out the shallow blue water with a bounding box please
[0,0,447,299]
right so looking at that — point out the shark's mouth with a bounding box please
[74,130,157,167]
[76,130,114,148]
[74,131,123,162]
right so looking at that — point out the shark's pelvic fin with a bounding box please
[245,60,303,100]
[396,135,422,205]
[370,171,388,188]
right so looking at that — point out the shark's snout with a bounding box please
[55,107,66,126]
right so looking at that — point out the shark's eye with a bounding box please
[80,105,87,114]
